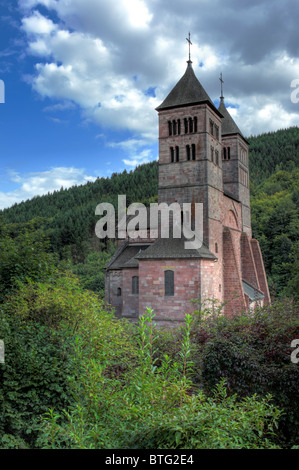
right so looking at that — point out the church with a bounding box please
[105,45,270,325]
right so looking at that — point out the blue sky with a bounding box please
[1,0,299,210]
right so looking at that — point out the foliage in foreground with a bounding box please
[38,310,281,450]
[0,275,136,449]
[157,299,299,448]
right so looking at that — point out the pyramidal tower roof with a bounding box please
[218,97,244,137]
[156,60,222,117]
[217,73,246,140]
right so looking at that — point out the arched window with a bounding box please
[175,146,179,162]
[192,143,196,160]
[177,119,181,135]
[194,116,198,133]
[168,121,172,136]
[132,276,139,295]
[184,118,188,134]
[189,117,193,133]
[186,145,191,161]
[173,120,177,135]
[170,147,174,162]
[227,147,231,160]
[117,287,122,296]
[165,270,174,296]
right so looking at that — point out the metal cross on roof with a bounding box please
[186,32,192,61]
[219,72,224,100]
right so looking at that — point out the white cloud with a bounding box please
[22,10,57,35]
[17,0,299,141]
[123,148,152,167]
[0,167,96,210]
[122,0,153,28]
[43,101,76,113]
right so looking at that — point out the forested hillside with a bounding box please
[1,126,298,298]
[247,126,299,298]
[248,126,299,187]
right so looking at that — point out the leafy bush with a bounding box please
[130,381,281,449]
[192,300,299,448]
[71,244,116,298]
[0,311,75,448]
[39,310,282,449]
[0,229,57,303]
[0,274,136,449]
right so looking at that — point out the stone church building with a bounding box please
[105,56,270,324]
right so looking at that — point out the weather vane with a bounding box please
[186,32,192,61]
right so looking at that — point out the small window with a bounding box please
[177,119,181,135]
[165,270,174,296]
[170,147,174,162]
[223,147,226,160]
[227,147,231,160]
[168,121,172,136]
[194,116,198,133]
[215,125,219,140]
[175,146,179,162]
[173,120,177,135]
[189,117,193,133]
[132,276,139,295]
[211,146,214,163]
[215,150,219,166]
[184,118,188,134]
[117,287,122,296]
[215,242,218,253]
[192,143,196,160]
[186,145,190,161]
[210,119,214,135]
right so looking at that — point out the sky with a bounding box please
[0,0,299,210]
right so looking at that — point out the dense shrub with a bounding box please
[0,274,137,449]
[129,381,281,449]
[191,300,299,448]
[0,229,57,303]
[0,311,75,448]
[39,311,282,449]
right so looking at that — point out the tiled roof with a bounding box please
[135,235,217,260]
[156,61,222,117]
[107,243,150,270]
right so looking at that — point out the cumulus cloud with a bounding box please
[22,9,57,35]
[17,0,299,145]
[0,167,96,210]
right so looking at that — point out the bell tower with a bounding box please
[155,41,224,251]
[218,75,251,236]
